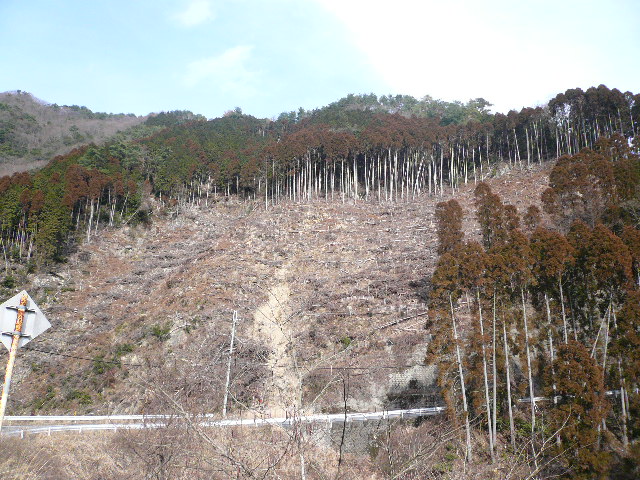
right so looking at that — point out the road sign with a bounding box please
[0,291,51,433]
[0,290,50,351]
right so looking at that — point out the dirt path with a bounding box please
[251,269,300,416]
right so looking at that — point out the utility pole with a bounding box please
[222,310,238,418]
[0,291,51,433]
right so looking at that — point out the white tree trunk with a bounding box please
[450,294,472,462]
[503,322,516,450]
[477,290,494,461]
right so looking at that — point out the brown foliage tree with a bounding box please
[434,199,464,255]
[546,341,610,479]
[523,205,542,232]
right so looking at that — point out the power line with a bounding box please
[310,365,427,371]
[22,345,144,368]
[22,345,430,372]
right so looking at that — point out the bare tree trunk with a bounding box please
[492,294,498,448]
[548,330,562,449]
[600,303,611,434]
[513,129,522,167]
[265,166,269,210]
[521,288,538,467]
[437,150,442,195]
[222,311,238,418]
[86,199,94,243]
[558,277,568,344]
[1,240,8,274]
[545,291,559,419]
[353,156,358,200]
[300,448,307,480]
[503,321,516,450]
[525,127,531,166]
[450,293,472,462]
[602,301,610,373]
[612,301,630,449]
[94,197,101,235]
[618,359,629,449]
[477,290,495,461]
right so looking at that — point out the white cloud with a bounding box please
[174,0,215,27]
[183,46,258,97]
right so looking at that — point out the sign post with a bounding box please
[0,290,51,432]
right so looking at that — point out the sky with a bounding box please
[1,0,639,120]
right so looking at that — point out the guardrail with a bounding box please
[6,388,636,438]
[2,407,447,438]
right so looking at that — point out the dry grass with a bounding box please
[0,416,539,480]
[1,423,381,480]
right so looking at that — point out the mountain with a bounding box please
[0,86,639,479]
[0,91,146,176]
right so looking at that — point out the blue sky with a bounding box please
[1,0,639,119]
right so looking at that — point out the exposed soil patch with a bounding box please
[250,272,299,414]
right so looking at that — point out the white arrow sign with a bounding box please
[0,290,50,351]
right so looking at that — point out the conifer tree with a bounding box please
[458,240,495,460]
[610,290,640,449]
[523,205,542,232]
[542,148,617,228]
[621,225,640,287]
[474,182,505,248]
[428,253,473,462]
[531,227,576,343]
[547,341,610,479]
[434,199,464,255]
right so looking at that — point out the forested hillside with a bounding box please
[0,85,639,479]
[1,84,638,270]
[0,91,147,176]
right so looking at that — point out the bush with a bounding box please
[115,343,134,357]
[92,355,112,375]
[65,389,92,405]
[150,323,171,341]
[2,275,16,289]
